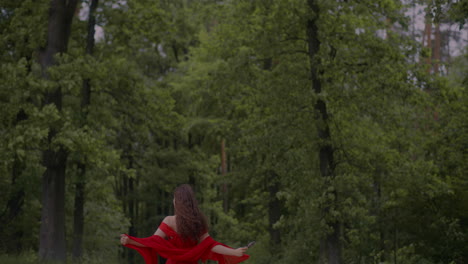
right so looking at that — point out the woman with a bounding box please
[120,184,250,264]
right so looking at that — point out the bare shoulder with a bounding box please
[162,216,177,230]
[200,232,210,241]
[162,215,175,224]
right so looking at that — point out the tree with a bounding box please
[37,0,79,261]
[0,0,49,254]
[305,0,342,262]
[72,0,99,260]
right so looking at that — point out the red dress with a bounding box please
[123,222,249,264]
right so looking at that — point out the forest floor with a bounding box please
[0,252,122,264]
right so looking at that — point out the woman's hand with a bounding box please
[120,234,129,245]
[120,234,147,247]
[233,247,248,257]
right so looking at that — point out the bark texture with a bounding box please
[306,1,342,263]
[72,0,99,260]
[38,0,79,262]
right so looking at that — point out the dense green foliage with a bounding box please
[0,0,467,263]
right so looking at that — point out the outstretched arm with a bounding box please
[120,234,146,247]
[201,233,247,257]
[211,245,248,257]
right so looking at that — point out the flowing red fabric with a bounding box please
[123,222,249,264]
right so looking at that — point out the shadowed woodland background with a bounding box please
[0,0,467,263]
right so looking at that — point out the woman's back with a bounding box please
[162,216,208,248]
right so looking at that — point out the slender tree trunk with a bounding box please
[306,1,342,263]
[221,139,228,212]
[72,0,98,260]
[433,23,441,74]
[128,175,136,262]
[38,0,79,262]
[123,153,136,263]
[259,57,282,250]
[2,159,25,253]
[0,110,28,253]
[372,170,385,262]
[423,20,432,72]
[426,23,432,70]
[72,164,85,259]
[268,171,281,248]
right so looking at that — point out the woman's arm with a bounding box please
[120,234,146,247]
[211,245,248,257]
[121,217,171,247]
[154,228,167,238]
[153,216,172,238]
[201,233,247,257]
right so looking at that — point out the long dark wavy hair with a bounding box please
[174,184,208,241]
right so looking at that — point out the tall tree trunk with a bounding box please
[306,1,342,263]
[433,23,441,74]
[221,139,228,212]
[38,0,79,262]
[39,147,68,262]
[426,23,432,70]
[72,0,98,260]
[123,153,136,263]
[0,110,28,253]
[423,20,432,72]
[72,163,86,260]
[372,170,385,262]
[268,171,281,249]
[259,57,282,250]
[1,159,26,253]
[127,175,136,262]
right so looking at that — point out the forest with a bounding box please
[0,0,467,263]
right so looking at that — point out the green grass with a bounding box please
[0,251,122,264]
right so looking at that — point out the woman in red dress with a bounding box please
[120,184,250,264]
